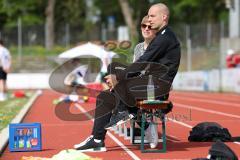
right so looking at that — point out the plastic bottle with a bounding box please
[147,75,155,101]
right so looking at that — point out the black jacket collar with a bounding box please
[156,25,168,35]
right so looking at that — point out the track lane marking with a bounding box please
[174,103,240,119]
[172,96,240,108]
[172,92,240,100]
[168,118,192,129]
[75,103,141,160]
[74,97,240,157]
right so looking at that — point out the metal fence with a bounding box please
[172,22,228,71]
[0,21,229,72]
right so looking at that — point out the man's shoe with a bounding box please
[145,123,158,148]
[74,135,93,149]
[105,111,134,130]
[74,135,106,152]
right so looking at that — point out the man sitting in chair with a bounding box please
[74,3,181,152]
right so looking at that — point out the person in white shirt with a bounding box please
[0,39,11,101]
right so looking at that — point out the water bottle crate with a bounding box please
[9,123,42,152]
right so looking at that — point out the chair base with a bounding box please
[133,100,169,153]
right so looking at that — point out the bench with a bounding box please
[111,100,170,153]
[135,100,169,153]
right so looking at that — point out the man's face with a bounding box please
[148,6,163,30]
[141,22,156,40]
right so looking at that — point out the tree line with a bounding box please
[0,0,228,49]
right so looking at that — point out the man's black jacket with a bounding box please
[115,25,181,84]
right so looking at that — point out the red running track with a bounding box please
[1,90,240,160]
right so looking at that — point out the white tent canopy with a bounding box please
[58,42,118,82]
[58,42,117,60]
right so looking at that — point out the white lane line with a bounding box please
[172,96,240,108]
[75,103,141,160]
[234,142,240,145]
[168,118,192,129]
[106,132,141,160]
[175,103,240,119]
[172,92,240,100]
[75,103,93,120]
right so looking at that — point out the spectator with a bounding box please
[74,3,181,152]
[226,49,240,68]
[0,39,11,101]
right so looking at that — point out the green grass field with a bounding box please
[0,92,33,131]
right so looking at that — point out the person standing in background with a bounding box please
[0,39,11,101]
